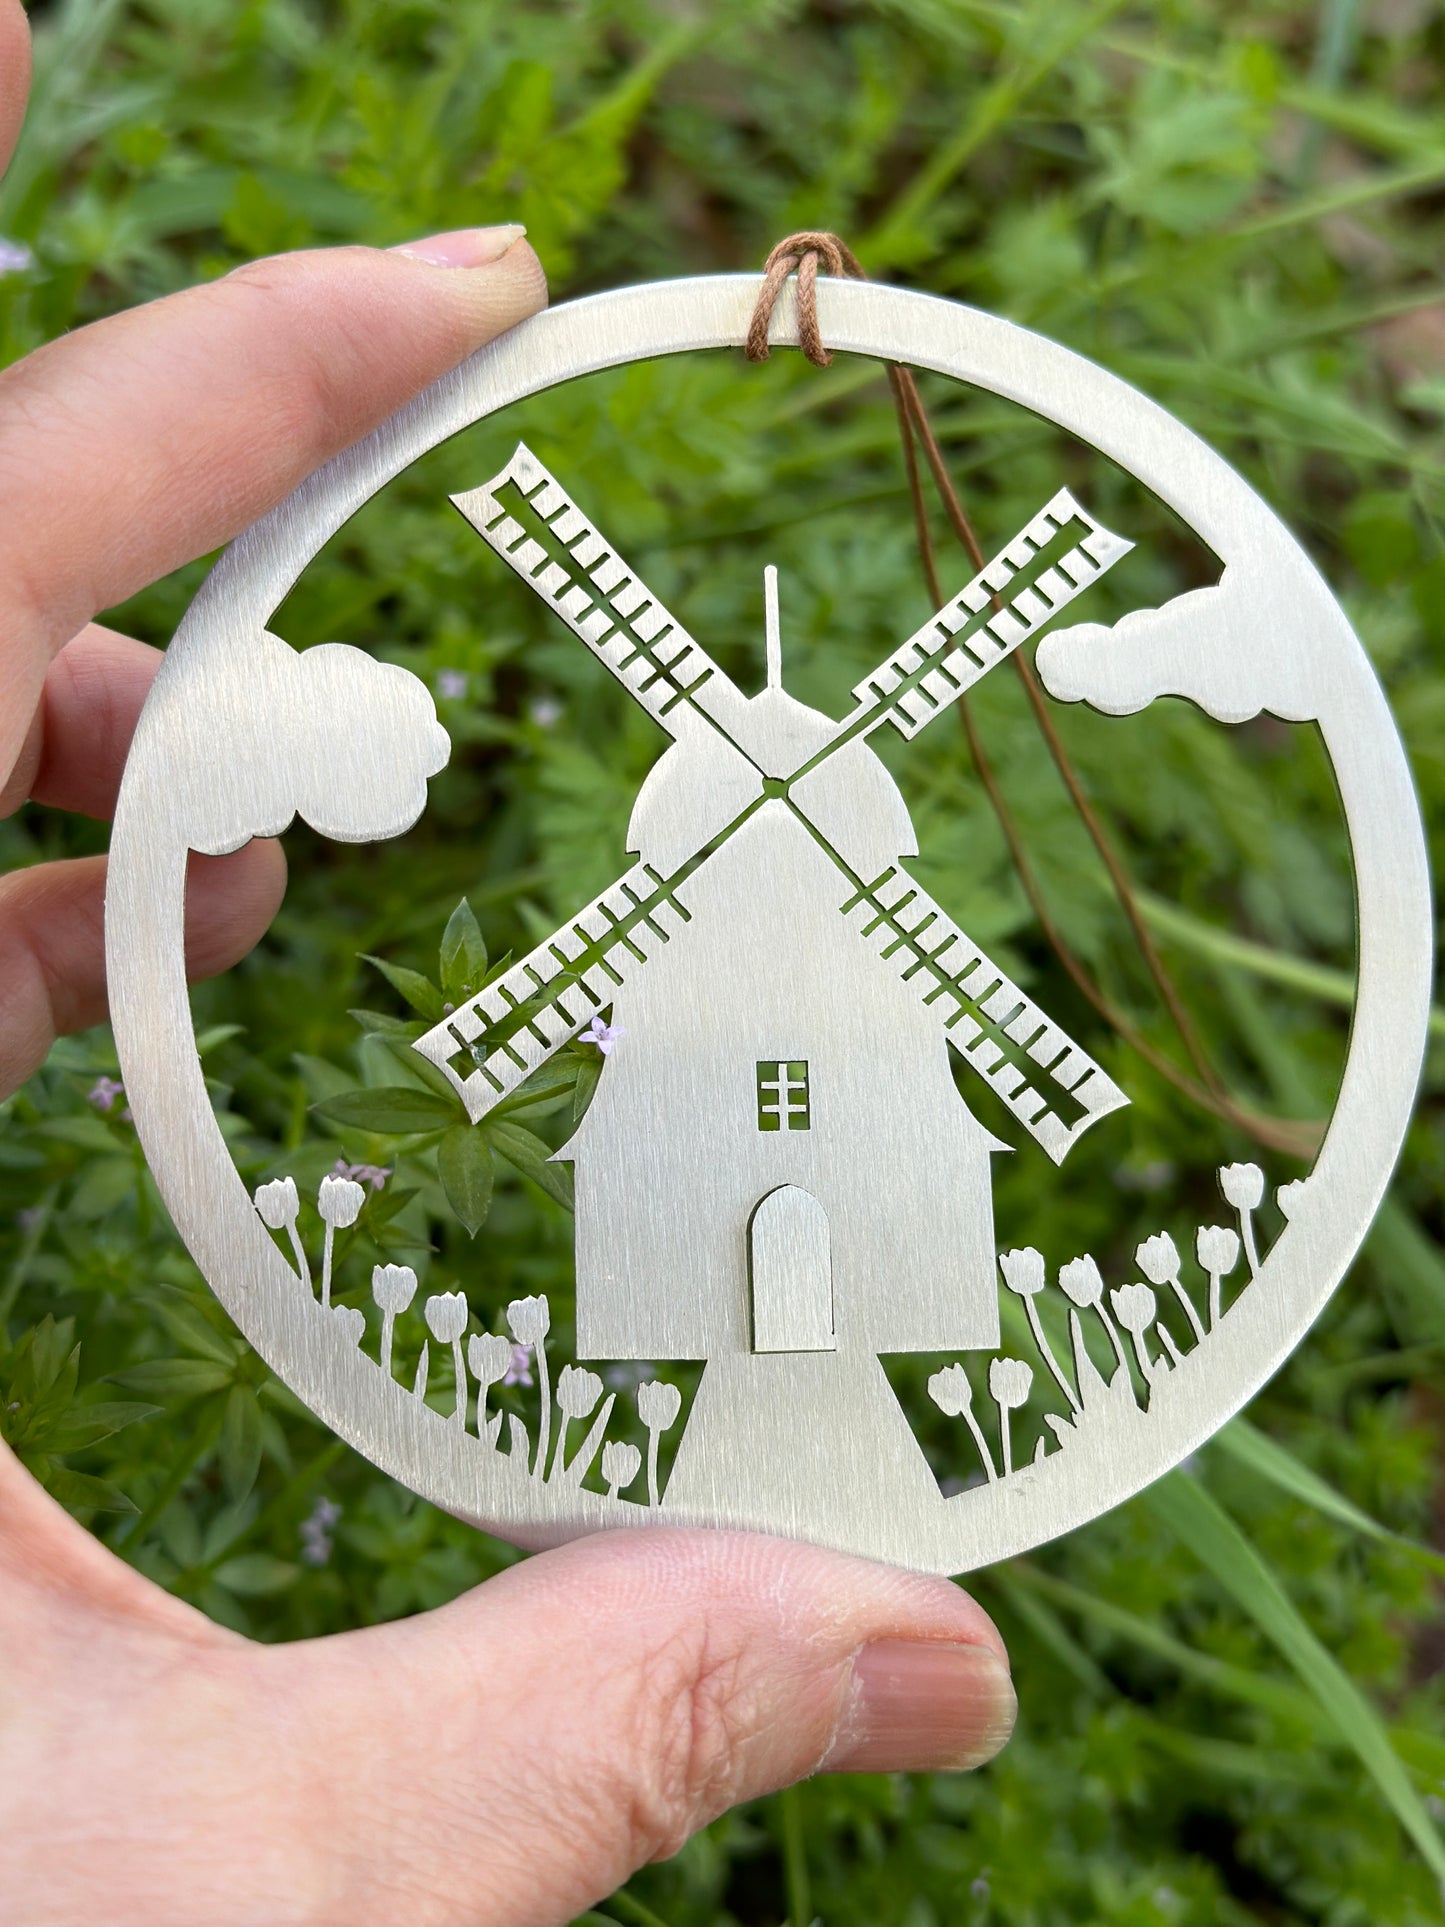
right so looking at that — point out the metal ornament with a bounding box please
[106,276,1432,1575]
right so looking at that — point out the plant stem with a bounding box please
[534,1337,551,1478]
[779,1783,813,1927]
[1025,1297,1080,1413]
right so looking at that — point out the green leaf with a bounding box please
[493,1057,581,1118]
[572,1052,603,1124]
[1213,1418,1445,1573]
[195,1023,246,1056]
[46,1400,160,1452]
[440,898,488,1002]
[312,1086,460,1134]
[109,1359,233,1399]
[360,954,445,1021]
[1148,1470,1445,1881]
[486,1119,574,1211]
[437,1125,495,1238]
[220,1384,264,1503]
[348,1007,424,1039]
[40,1466,137,1514]
[212,1552,298,1597]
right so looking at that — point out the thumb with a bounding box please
[272,1529,1015,1927]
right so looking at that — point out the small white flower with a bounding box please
[1135,1231,1182,1287]
[928,1362,974,1417]
[529,696,563,728]
[582,1014,625,1054]
[468,1332,513,1388]
[371,1263,417,1316]
[0,237,34,277]
[507,1294,551,1345]
[998,1247,1046,1296]
[601,1438,642,1497]
[1058,1254,1105,1308]
[425,1291,469,1344]
[556,1363,604,1420]
[637,1378,681,1430]
[1219,1162,1264,1211]
[254,1176,300,1230]
[318,1173,365,1228]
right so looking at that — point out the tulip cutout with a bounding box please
[371,1263,417,1380]
[999,1247,1079,1413]
[317,1174,364,1309]
[988,1358,1033,1477]
[637,1378,682,1507]
[1220,1162,1264,1280]
[468,1332,512,1445]
[254,1177,309,1289]
[550,1364,604,1480]
[507,1296,552,1476]
[601,1439,642,1499]
[425,1291,470,1424]
[1136,1231,1205,1344]
[1195,1224,1240,1329]
[928,1362,997,1484]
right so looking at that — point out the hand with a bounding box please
[0,7,1015,1923]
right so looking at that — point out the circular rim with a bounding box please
[106,275,1432,1574]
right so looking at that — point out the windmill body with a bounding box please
[563,681,1007,1363]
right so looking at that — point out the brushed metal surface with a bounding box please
[106,275,1431,1574]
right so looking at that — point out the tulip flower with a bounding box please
[637,1378,682,1507]
[1276,1179,1306,1223]
[316,1174,364,1309]
[426,1291,470,1424]
[1195,1224,1240,1329]
[988,1357,1033,1478]
[550,1364,604,1480]
[331,1304,366,1349]
[468,1332,513,1444]
[1058,1254,1128,1374]
[1220,1162,1265,1279]
[254,1176,310,1289]
[927,1363,997,1484]
[601,1438,642,1500]
[1135,1231,1205,1344]
[507,1295,553,1476]
[999,1248,1078,1414]
[1110,1282,1159,1385]
[372,1263,417,1379]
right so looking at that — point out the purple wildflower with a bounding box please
[502,1341,533,1388]
[331,1158,391,1191]
[0,237,33,277]
[437,669,469,700]
[300,1495,342,1567]
[582,1014,625,1055]
[88,1076,124,1112]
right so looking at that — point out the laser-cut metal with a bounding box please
[106,276,1431,1573]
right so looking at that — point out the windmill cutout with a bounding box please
[416,445,1134,1519]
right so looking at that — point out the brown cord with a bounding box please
[747,233,1319,1159]
[745,231,867,366]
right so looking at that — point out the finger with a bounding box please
[271,1530,1016,1927]
[0,0,29,176]
[1,623,163,820]
[0,839,285,1097]
[0,227,546,777]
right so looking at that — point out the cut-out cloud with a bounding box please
[1036,570,1321,726]
[177,633,451,856]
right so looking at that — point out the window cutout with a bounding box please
[756,1060,810,1132]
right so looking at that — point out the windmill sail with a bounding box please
[452,445,755,750]
[414,860,696,1122]
[803,490,1131,763]
[836,862,1127,1162]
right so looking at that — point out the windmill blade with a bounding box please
[414,860,692,1123]
[837,862,1128,1163]
[830,490,1132,751]
[452,444,753,747]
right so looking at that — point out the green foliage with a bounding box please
[3,0,1445,1918]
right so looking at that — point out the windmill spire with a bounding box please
[764,564,781,690]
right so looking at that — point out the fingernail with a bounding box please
[821,1640,1017,1774]
[391,224,527,269]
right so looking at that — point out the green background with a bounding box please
[2,1,1445,1920]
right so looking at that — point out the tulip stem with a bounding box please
[1239,1207,1261,1282]
[996,1402,1014,1479]
[381,1311,396,1380]
[1024,1299,1080,1414]
[548,1416,570,1483]
[451,1337,467,1424]
[1168,1274,1206,1345]
[533,1338,551,1479]
[1094,1301,1129,1378]
[320,1225,335,1309]
[287,1222,311,1293]
[962,1403,998,1484]
[1207,1270,1222,1329]
[646,1424,661,1507]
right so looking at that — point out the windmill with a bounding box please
[415,443,1134,1510]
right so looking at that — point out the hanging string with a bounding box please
[745,232,1317,1160]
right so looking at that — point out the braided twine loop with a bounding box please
[744,230,867,367]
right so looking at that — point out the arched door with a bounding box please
[749,1185,835,1353]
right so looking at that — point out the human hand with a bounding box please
[0,7,1015,1922]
